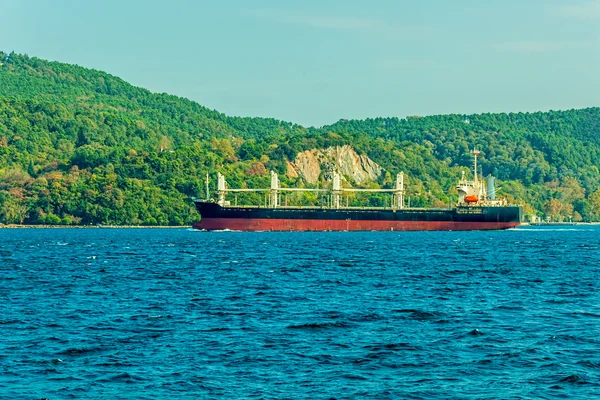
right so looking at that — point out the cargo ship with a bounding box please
[192,150,522,231]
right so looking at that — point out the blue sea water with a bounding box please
[1,226,600,399]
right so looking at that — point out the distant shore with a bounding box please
[0,224,190,229]
[2,223,599,229]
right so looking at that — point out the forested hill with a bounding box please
[1,51,600,225]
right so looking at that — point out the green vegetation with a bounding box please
[1,51,600,224]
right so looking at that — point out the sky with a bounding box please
[1,0,599,127]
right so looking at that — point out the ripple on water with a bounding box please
[1,227,600,399]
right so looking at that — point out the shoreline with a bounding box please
[1,223,599,229]
[0,224,190,229]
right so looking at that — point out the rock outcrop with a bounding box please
[292,151,322,183]
[287,145,383,185]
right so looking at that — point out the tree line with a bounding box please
[1,51,600,224]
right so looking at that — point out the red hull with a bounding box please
[193,218,519,231]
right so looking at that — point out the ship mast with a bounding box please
[270,170,280,208]
[394,172,404,209]
[332,172,341,209]
[205,172,210,201]
[472,149,487,200]
[472,149,480,184]
[217,172,226,206]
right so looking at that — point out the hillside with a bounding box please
[1,51,600,224]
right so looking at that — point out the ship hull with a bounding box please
[193,218,519,231]
[192,202,522,231]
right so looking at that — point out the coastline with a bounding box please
[0,224,189,229]
[2,222,599,229]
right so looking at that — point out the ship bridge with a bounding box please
[457,149,506,206]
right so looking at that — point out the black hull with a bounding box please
[193,202,523,231]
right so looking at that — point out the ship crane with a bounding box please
[214,170,407,209]
[216,171,329,208]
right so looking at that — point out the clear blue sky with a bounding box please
[1,0,599,127]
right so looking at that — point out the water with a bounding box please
[1,227,600,399]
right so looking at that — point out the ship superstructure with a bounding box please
[456,149,505,206]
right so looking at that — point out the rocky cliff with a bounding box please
[287,145,383,185]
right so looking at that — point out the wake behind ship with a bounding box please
[193,150,522,231]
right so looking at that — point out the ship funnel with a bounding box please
[486,175,496,200]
